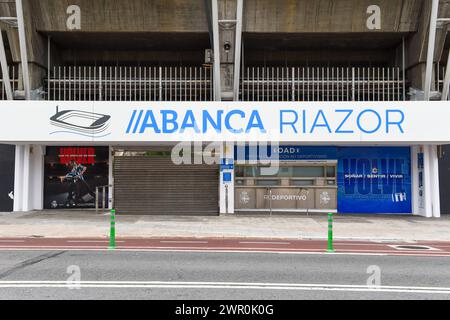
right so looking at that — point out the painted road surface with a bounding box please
[0,249,450,299]
[0,237,450,257]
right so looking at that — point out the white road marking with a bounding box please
[0,281,450,294]
[66,240,125,243]
[239,241,291,245]
[160,240,209,244]
[388,244,441,251]
[1,246,450,258]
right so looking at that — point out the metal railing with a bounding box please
[95,184,111,213]
[239,66,406,101]
[46,65,214,101]
[435,63,447,94]
[0,65,19,100]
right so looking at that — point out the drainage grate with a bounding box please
[390,245,440,251]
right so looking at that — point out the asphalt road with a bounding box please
[0,249,450,300]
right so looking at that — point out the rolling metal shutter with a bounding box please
[114,156,219,215]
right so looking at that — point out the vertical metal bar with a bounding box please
[252,67,255,101]
[95,187,98,213]
[58,66,61,100]
[402,36,406,101]
[306,67,309,101]
[47,36,50,100]
[63,66,66,100]
[372,67,375,101]
[15,0,31,99]
[351,67,355,101]
[211,0,221,100]
[377,67,380,101]
[327,67,329,101]
[193,67,197,101]
[99,66,103,101]
[424,0,439,100]
[160,66,164,101]
[321,67,324,101]
[291,67,295,101]
[84,66,87,100]
[119,67,122,101]
[387,68,390,101]
[233,0,243,101]
[442,52,450,100]
[69,66,71,100]
[189,67,192,101]
[115,66,117,101]
[392,67,395,101]
[102,186,106,210]
[78,66,81,100]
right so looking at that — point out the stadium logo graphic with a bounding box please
[50,106,111,137]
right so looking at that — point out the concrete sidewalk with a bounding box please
[0,211,449,241]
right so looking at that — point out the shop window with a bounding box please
[293,166,325,177]
[256,179,279,186]
[291,179,314,186]
[326,166,336,177]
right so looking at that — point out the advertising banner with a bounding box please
[0,101,450,143]
[44,146,109,209]
[235,145,337,161]
[337,147,412,214]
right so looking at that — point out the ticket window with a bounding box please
[235,163,337,211]
[235,164,336,186]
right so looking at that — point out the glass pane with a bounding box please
[256,180,279,186]
[327,180,336,185]
[291,180,314,186]
[235,166,244,177]
[244,167,258,177]
[276,166,293,177]
[293,166,324,177]
[326,166,336,177]
[236,179,245,186]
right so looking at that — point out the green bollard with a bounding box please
[109,209,116,249]
[327,212,335,252]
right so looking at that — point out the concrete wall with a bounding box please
[244,0,423,33]
[31,0,209,32]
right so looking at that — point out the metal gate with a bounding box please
[113,154,219,215]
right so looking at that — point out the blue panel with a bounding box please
[223,172,232,182]
[235,145,337,161]
[337,147,412,214]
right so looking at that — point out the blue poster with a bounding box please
[235,145,337,161]
[337,147,412,214]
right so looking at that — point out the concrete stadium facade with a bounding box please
[0,0,449,217]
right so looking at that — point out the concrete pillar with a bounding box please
[13,144,45,212]
[219,142,234,215]
[411,145,420,215]
[21,144,30,211]
[430,145,441,217]
[213,0,242,101]
[422,145,433,217]
[108,146,114,210]
[413,145,441,218]
[29,145,44,210]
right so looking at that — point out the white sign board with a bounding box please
[0,101,449,144]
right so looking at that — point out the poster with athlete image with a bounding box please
[44,146,109,209]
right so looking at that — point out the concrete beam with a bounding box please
[244,0,423,33]
[31,0,208,33]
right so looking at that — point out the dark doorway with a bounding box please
[0,144,14,212]
[439,145,450,214]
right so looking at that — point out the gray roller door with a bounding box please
[114,156,219,215]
